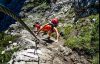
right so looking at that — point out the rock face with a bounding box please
[72,0,99,17]
[2,29,90,64]
[0,0,96,64]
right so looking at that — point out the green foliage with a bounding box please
[65,8,75,19]
[0,32,18,64]
[0,51,12,64]
[0,48,19,64]
[23,0,50,11]
[0,33,17,47]
[23,0,44,9]
[59,18,65,23]
[63,14,99,63]
[65,36,79,48]
[64,24,73,35]
[23,3,34,9]
[92,53,99,64]
[36,3,50,12]
[58,24,74,39]
[33,0,47,6]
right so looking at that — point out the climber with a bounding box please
[33,21,41,33]
[36,18,59,43]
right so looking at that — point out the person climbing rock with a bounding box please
[33,21,41,33]
[36,18,59,43]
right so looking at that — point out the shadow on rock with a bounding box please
[42,38,54,44]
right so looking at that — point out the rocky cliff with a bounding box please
[0,0,99,64]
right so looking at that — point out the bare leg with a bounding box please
[47,31,52,39]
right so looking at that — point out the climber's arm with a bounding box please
[36,27,43,35]
[54,27,59,42]
[36,23,48,35]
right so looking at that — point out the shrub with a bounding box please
[0,32,18,64]
[64,14,99,63]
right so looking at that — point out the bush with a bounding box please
[64,14,99,63]
[0,32,18,64]
[92,53,99,64]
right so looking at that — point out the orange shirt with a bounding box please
[41,24,52,32]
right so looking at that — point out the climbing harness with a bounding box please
[0,4,40,54]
